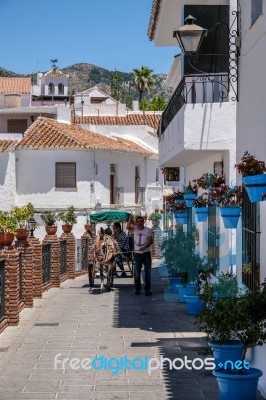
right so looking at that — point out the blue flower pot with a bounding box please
[195,207,208,222]
[184,295,205,315]
[242,174,266,202]
[208,341,243,367]
[184,193,197,207]
[174,211,188,224]
[176,283,196,302]
[169,276,183,293]
[213,367,263,400]
[220,206,241,229]
[174,199,185,204]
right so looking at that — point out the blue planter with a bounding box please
[208,341,243,367]
[174,199,186,204]
[220,206,241,229]
[213,367,263,400]
[195,207,208,222]
[184,193,197,207]
[242,174,266,202]
[184,295,205,315]
[174,211,188,224]
[169,276,183,293]
[176,283,196,302]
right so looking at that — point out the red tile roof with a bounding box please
[16,117,155,155]
[73,114,161,129]
[0,78,31,94]
[0,140,18,153]
[148,0,161,40]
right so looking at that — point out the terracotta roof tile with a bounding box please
[0,140,18,153]
[44,69,68,77]
[0,78,31,94]
[147,0,161,40]
[73,114,161,129]
[16,117,155,156]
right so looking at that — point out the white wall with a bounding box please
[15,147,162,236]
[0,152,16,211]
[236,2,266,395]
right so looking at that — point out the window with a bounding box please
[7,119,27,133]
[58,83,64,94]
[135,166,140,203]
[48,83,55,94]
[156,168,159,182]
[55,163,76,188]
[251,0,263,25]
[110,164,116,204]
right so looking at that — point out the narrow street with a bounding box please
[0,260,262,400]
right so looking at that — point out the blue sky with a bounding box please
[0,0,177,75]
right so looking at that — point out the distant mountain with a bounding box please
[0,63,173,102]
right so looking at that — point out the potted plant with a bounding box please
[12,203,35,240]
[211,283,266,400]
[184,181,198,207]
[58,206,77,233]
[0,211,17,246]
[161,229,205,302]
[218,185,243,229]
[148,211,162,228]
[196,273,244,368]
[193,173,225,189]
[173,201,188,224]
[167,167,179,181]
[235,151,266,202]
[41,211,58,235]
[193,193,209,222]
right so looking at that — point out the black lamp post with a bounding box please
[28,217,36,238]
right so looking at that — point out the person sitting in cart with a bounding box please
[112,222,128,277]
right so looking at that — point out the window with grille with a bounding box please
[58,83,64,94]
[7,119,27,133]
[55,163,76,188]
[251,0,263,25]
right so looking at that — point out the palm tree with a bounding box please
[132,66,154,101]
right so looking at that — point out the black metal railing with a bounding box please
[42,243,51,284]
[19,252,23,302]
[242,189,260,290]
[81,238,88,270]
[160,74,229,136]
[60,240,67,276]
[0,259,5,320]
[208,205,219,273]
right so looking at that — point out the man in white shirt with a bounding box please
[127,215,153,296]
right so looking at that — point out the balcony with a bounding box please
[159,74,235,167]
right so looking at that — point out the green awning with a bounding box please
[88,211,131,223]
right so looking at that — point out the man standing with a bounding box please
[127,215,153,296]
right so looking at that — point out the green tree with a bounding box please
[132,66,154,101]
[110,70,123,101]
[139,95,167,111]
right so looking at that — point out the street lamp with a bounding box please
[173,11,240,101]
[173,15,207,54]
[28,217,36,238]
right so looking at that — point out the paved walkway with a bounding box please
[0,260,264,400]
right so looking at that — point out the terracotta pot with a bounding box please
[15,228,29,241]
[0,232,15,246]
[45,226,57,235]
[62,224,73,234]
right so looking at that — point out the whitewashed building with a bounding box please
[148,0,237,269]
[0,116,162,239]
